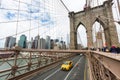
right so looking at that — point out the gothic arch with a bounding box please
[69,1,119,49]
[76,22,87,31]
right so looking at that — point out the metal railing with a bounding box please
[0,47,120,80]
[0,47,76,80]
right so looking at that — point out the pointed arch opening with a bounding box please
[92,21,106,49]
[77,24,87,49]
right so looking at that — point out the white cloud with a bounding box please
[0,0,119,48]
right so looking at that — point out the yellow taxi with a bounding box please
[61,61,73,71]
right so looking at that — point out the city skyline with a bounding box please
[3,34,69,49]
[0,0,120,48]
[0,0,69,45]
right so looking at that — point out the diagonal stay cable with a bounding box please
[60,0,70,12]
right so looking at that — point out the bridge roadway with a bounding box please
[30,55,86,80]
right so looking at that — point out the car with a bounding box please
[61,61,73,71]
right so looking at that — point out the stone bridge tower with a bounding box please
[69,1,119,49]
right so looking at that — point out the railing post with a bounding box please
[11,47,20,77]
[37,52,42,67]
[27,52,32,71]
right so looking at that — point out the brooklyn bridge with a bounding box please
[0,0,120,80]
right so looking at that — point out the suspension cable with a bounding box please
[29,0,32,41]
[60,0,70,12]
[77,31,83,48]
[116,0,120,15]
[97,15,120,23]
[0,0,69,48]
[16,0,21,44]
[94,22,98,49]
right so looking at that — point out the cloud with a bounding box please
[27,4,40,13]
[0,0,69,48]
[40,12,54,25]
[5,11,16,20]
[1,0,54,26]
[40,13,50,22]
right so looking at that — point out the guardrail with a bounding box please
[0,48,120,80]
[87,51,120,80]
[0,48,77,80]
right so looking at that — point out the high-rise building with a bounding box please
[27,41,32,49]
[4,37,10,48]
[34,35,40,49]
[37,35,41,49]
[4,36,16,48]
[18,35,27,48]
[53,39,59,50]
[31,40,35,49]
[45,36,51,49]
[55,39,59,43]
[29,37,35,49]
[66,34,70,49]
[40,38,46,49]
[50,39,54,49]
[8,37,16,48]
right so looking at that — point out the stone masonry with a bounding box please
[69,1,119,49]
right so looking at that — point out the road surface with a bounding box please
[30,55,86,80]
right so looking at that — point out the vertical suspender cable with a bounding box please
[38,0,40,36]
[29,0,32,42]
[16,0,21,45]
[94,23,98,49]
[38,0,40,35]
[99,23,104,48]
[77,31,83,48]
[37,0,40,49]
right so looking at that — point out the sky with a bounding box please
[63,0,120,47]
[0,0,120,48]
[0,0,70,48]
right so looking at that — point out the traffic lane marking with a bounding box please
[43,55,82,80]
[43,68,61,80]
[84,60,87,80]
[64,57,82,80]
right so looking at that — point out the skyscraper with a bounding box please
[4,36,16,48]
[40,38,46,49]
[34,35,40,49]
[18,35,27,48]
[66,34,70,49]
[4,37,10,48]
[45,36,51,49]
[8,37,16,48]
[50,39,54,49]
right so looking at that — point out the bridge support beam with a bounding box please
[69,0,120,49]
[86,29,93,49]
[69,12,77,50]
[104,1,120,48]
